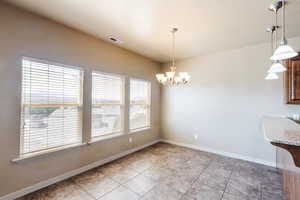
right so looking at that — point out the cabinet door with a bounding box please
[285,54,300,104]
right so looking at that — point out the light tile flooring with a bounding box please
[17,142,283,200]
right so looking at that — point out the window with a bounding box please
[130,79,151,131]
[20,57,83,155]
[92,72,124,138]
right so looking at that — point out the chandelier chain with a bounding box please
[172,29,175,70]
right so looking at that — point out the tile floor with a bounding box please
[17,142,283,200]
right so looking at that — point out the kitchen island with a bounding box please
[263,117,300,200]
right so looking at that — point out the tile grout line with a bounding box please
[137,184,156,200]
[114,153,177,199]
[178,159,214,200]
[131,156,198,200]
[97,185,123,200]
[71,165,141,200]
[70,179,98,200]
[176,155,200,200]
[133,165,168,200]
[220,164,235,200]
[260,181,263,200]
[101,164,152,199]
[97,169,140,199]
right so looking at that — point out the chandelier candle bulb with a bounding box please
[156,74,164,81]
[179,72,191,80]
[166,71,175,78]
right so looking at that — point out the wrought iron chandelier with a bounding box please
[156,28,190,86]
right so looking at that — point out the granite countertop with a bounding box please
[262,116,300,146]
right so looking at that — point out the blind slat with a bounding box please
[91,72,123,138]
[20,58,83,155]
[129,79,151,130]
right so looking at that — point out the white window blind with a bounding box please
[92,72,124,138]
[20,57,83,155]
[129,79,151,130]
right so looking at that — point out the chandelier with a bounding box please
[156,28,190,86]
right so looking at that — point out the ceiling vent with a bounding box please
[107,35,123,44]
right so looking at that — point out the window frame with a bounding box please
[15,57,154,161]
[129,78,151,132]
[19,56,84,157]
[91,70,125,140]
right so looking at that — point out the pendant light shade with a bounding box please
[270,45,298,61]
[270,0,298,61]
[268,61,286,73]
[265,72,279,80]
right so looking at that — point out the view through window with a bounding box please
[92,72,124,138]
[21,58,83,155]
[130,79,151,130]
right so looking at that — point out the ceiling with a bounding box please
[6,0,300,62]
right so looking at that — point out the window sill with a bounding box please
[88,132,124,144]
[129,127,151,134]
[12,142,87,163]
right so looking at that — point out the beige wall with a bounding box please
[0,2,161,197]
[161,36,300,166]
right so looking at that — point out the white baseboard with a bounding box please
[160,139,276,167]
[0,140,160,200]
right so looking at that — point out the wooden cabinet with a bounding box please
[285,54,300,104]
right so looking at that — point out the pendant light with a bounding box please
[265,72,279,80]
[265,26,279,80]
[156,28,191,86]
[268,62,286,73]
[268,4,286,73]
[270,0,298,61]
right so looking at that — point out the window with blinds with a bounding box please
[20,57,83,155]
[129,79,151,131]
[92,72,124,138]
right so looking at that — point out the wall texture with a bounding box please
[0,2,161,197]
[161,36,300,167]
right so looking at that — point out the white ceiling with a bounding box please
[6,0,300,62]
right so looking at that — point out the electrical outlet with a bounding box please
[129,137,132,143]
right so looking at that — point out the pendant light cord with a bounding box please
[172,29,175,70]
[275,10,278,49]
[271,29,274,56]
[282,0,287,44]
